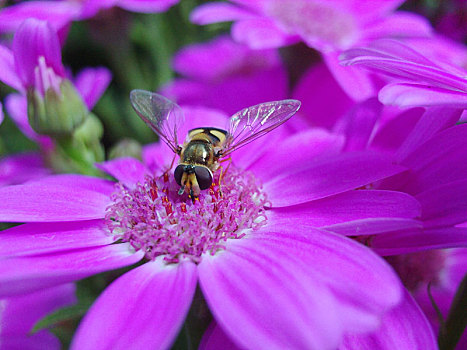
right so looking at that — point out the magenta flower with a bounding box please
[191,0,432,101]
[0,284,76,349]
[0,104,417,349]
[0,19,111,139]
[340,39,467,108]
[161,35,288,115]
[0,0,179,33]
[0,153,51,186]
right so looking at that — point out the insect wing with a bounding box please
[130,89,184,153]
[222,99,300,157]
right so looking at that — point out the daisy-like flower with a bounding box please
[190,0,432,101]
[0,284,76,350]
[161,35,288,115]
[0,103,419,349]
[0,0,179,33]
[340,39,467,109]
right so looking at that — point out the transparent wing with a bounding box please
[222,99,301,157]
[130,89,184,153]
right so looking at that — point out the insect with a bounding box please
[130,90,301,199]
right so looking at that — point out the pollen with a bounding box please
[105,166,268,264]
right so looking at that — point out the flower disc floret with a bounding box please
[105,166,269,263]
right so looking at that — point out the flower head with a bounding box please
[0,104,414,349]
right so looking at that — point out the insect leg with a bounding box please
[217,156,232,197]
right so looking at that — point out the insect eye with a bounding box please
[174,165,184,186]
[194,166,213,190]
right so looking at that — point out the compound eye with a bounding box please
[194,166,213,190]
[174,165,184,186]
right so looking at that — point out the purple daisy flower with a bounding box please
[0,284,76,349]
[160,35,288,115]
[190,0,432,101]
[340,39,467,109]
[0,0,179,33]
[0,103,416,349]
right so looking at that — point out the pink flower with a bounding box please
[0,0,179,33]
[191,0,432,101]
[340,39,467,108]
[0,153,51,186]
[161,35,288,115]
[0,105,415,349]
[0,284,76,349]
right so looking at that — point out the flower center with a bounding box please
[105,166,268,264]
[385,250,447,291]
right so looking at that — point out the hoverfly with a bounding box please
[130,90,301,199]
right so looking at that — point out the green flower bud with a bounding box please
[27,80,88,136]
[109,138,142,160]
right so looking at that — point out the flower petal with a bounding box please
[0,152,51,186]
[0,44,22,91]
[95,157,149,188]
[0,244,142,298]
[0,176,114,222]
[323,218,423,237]
[0,284,76,350]
[324,51,375,102]
[264,152,406,207]
[269,189,421,227]
[251,228,402,333]
[200,322,243,350]
[340,289,437,350]
[248,128,345,180]
[379,83,467,109]
[199,238,342,350]
[190,3,255,25]
[117,0,179,13]
[71,260,197,350]
[371,227,467,255]
[232,18,299,49]
[12,19,65,87]
[0,220,113,258]
[73,67,112,110]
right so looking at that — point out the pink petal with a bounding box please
[95,157,149,188]
[379,83,467,108]
[142,142,175,173]
[0,220,113,258]
[0,45,22,91]
[0,284,76,350]
[200,322,243,350]
[232,18,299,49]
[364,11,433,39]
[394,107,461,162]
[334,97,382,152]
[248,129,345,180]
[0,176,114,222]
[74,67,112,110]
[417,180,467,228]
[264,152,406,207]
[292,62,353,129]
[12,19,65,87]
[116,0,179,13]
[323,218,423,236]
[269,189,421,227]
[0,152,50,186]
[71,260,197,350]
[324,51,375,102]
[371,227,467,255]
[25,174,116,194]
[340,289,437,350]
[199,238,342,350]
[345,0,405,21]
[0,244,143,297]
[401,123,467,194]
[0,1,80,32]
[190,3,255,25]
